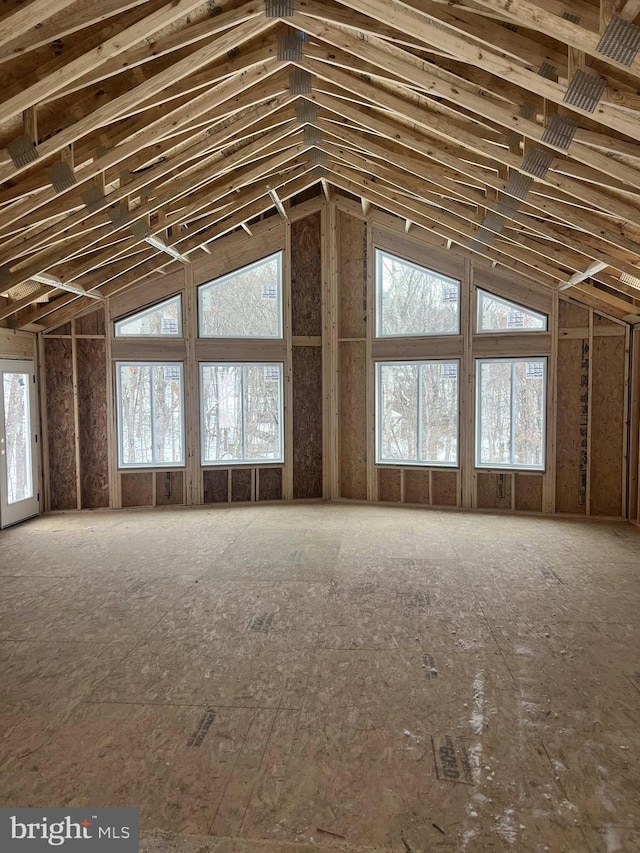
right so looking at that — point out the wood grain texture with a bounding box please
[477,472,512,510]
[156,471,184,506]
[556,338,587,514]
[231,468,252,502]
[378,468,401,502]
[44,337,77,510]
[338,210,367,339]
[514,473,543,512]
[77,337,109,508]
[292,346,323,500]
[590,334,625,517]
[121,472,153,507]
[339,341,367,500]
[203,469,228,504]
[404,469,430,504]
[559,300,589,329]
[258,467,283,501]
[291,211,322,337]
[431,470,457,506]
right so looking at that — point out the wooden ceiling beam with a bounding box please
[0,0,81,52]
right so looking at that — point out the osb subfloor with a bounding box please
[0,504,639,852]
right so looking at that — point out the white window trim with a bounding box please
[114,294,183,338]
[476,289,548,334]
[199,361,284,465]
[375,248,461,339]
[475,357,547,471]
[116,361,186,469]
[198,252,284,340]
[375,359,460,468]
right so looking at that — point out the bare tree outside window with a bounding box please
[376,361,458,465]
[115,295,182,336]
[117,362,184,467]
[199,253,282,338]
[200,363,283,464]
[376,250,460,337]
[477,290,547,332]
[2,372,33,504]
[477,358,546,469]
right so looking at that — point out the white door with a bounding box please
[0,360,39,528]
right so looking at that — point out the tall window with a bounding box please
[376,361,459,466]
[477,290,547,332]
[375,249,460,337]
[198,253,283,338]
[116,362,185,467]
[476,358,546,470]
[114,295,182,337]
[200,363,283,464]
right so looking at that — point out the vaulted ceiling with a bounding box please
[2,0,640,329]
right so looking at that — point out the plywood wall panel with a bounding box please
[156,471,184,506]
[231,469,252,502]
[77,309,105,336]
[338,210,367,339]
[477,472,512,510]
[291,211,322,337]
[556,338,587,514]
[559,300,589,329]
[514,474,543,512]
[378,468,401,502]
[432,470,457,506]
[76,338,109,509]
[590,334,625,517]
[44,337,77,510]
[339,341,367,500]
[258,468,282,501]
[292,346,323,499]
[203,470,228,503]
[405,470,430,504]
[121,472,153,507]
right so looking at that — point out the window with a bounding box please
[198,253,283,338]
[375,249,460,337]
[477,290,547,332]
[476,358,546,470]
[376,361,459,466]
[200,363,283,464]
[116,362,185,467]
[114,295,182,337]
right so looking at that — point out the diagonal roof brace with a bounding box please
[557,260,609,291]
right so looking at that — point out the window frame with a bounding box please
[113,293,183,338]
[475,356,547,471]
[116,360,186,469]
[476,289,548,334]
[374,248,461,339]
[375,359,460,468]
[199,361,284,466]
[197,252,284,340]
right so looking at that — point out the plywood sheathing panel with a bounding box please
[291,211,322,337]
[155,471,184,507]
[477,472,512,510]
[0,328,35,359]
[591,334,625,517]
[203,469,228,504]
[432,469,457,506]
[77,309,105,336]
[44,337,77,510]
[559,299,589,329]
[231,468,252,502]
[77,337,109,509]
[121,472,153,507]
[292,346,323,500]
[339,341,367,500]
[378,468,401,502]
[514,474,543,513]
[258,467,282,501]
[404,469,430,504]
[556,337,588,514]
[338,210,367,339]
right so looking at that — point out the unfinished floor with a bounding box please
[0,504,639,853]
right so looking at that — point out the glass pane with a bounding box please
[478,290,547,332]
[377,250,459,337]
[115,295,181,336]
[199,254,282,338]
[378,363,419,462]
[478,361,512,466]
[244,365,282,461]
[514,361,545,467]
[119,365,152,464]
[2,372,33,504]
[152,366,184,465]
[201,365,243,462]
[421,362,458,465]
